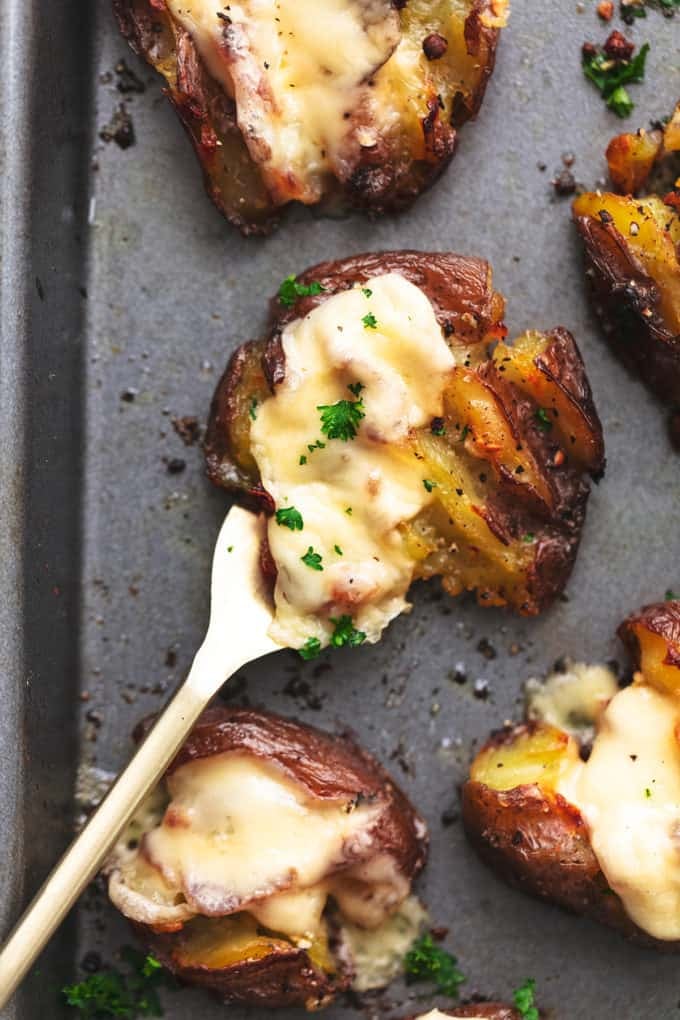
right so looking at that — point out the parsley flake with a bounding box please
[665,589,678,601]
[645,787,652,798]
[317,390,365,442]
[523,533,536,543]
[299,454,307,465]
[423,479,437,493]
[249,396,258,421]
[275,506,303,531]
[513,978,539,1020]
[404,934,465,999]
[299,637,322,660]
[459,424,470,442]
[534,407,553,432]
[362,312,378,329]
[330,614,366,648]
[334,544,343,555]
[345,506,353,515]
[361,287,373,298]
[431,417,446,436]
[582,41,649,117]
[301,546,323,571]
[348,381,365,397]
[278,275,325,308]
[63,948,168,1018]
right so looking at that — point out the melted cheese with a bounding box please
[526,659,618,745]
[106,751,416,940]
[558,681,680,940]
[343,894,428,992]
[416,1014,487,1020]
[250,273,456,650]
[165,0,400,203]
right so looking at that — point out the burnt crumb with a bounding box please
[441,804,460,827]
[35,276,45,301]
[120,387,138,403]
[603,29,635,62]
[164,647,178,668]
[553,655,569,673]
[473,678,490,700]
[422,32,448,60]
[429,925,449,941]
[552,168,577,196]
[562,151,576,167]
[511,829,524,846]
[476,637,497,660]
[282,675,324,711]
[81,951,103,974]
[171,414,202,446]
[449,667,467,685]
[389,738,412,775]
[508,642,522,656]
[537,161,547,172]
[152,679,169,695]
[597,0,614,19]
[128,584,139,597]
[85,709,102,729]
[582,40,599,60]
[115,58,146,94]
[99,104,135,149]
[166,457,186,475]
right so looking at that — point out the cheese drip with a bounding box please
[558,681,680,940]
[164,0,400,203]
[250,272,456,650]
[107,751,410,939]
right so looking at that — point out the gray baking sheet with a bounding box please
[1,0,680,1017]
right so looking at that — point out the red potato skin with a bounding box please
[128,706,428,1009]
[204,251,605,616]
[573,211,680,406]
[112,0,504,234]
[462,605,680,950]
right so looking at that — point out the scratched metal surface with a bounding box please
[2,0,680,1017]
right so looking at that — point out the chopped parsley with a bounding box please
[275,506,303,531]
[431,417,446,436]
[63,949,167,1018]
[403,933,465,999]
[299,454,307,465]
[361,287,373,298]
[665,589,678,601]
[334,544,343,555]
[249,396,258,421]
[513,978,539,1020]
[348,381,365,397]
[362,312,378,329]
[299,637,322,660]
[423,479,437,493]
[534,407,553,432]
[582,41,650,117]
[345,506,353,515]
[307,439,326,453]
[330,615,366,648]
[318,386,365,442]
[645,787,652,798]
[278,275,325,308]
[459,424,470,442]
[523,532,536,543]
[301,546,323,571]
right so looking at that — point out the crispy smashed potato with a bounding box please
[462,600,680,947]
[205,251,605,618]
[410,1007,523,1020]
[113,0,507,234]
[107,707,428,1010]
[573,104,680,438]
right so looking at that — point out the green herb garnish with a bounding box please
[275,506,303,531]
[513,978,539,1020]
[318,387,365,442]
[278,275,325,308]
[63,949,167,1018]
[301,546,323,571]
[361,287,373,298]
[404,934,465,998]
[423,479,437,493]
[534,407,553,432]
[299,454,308,465]
[665,589,678,601]
[523,533,535,543]
[362,312,378,329]
[299,637,322,660]
[348,381,365,397]
[459,424,470,442]
[334,544,343,555]
[249,396,258,421]
[330,615,366,648]
[582,41,649,117]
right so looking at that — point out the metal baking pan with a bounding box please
[1,0,679,1017]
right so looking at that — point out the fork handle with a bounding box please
[0,678,209,1008]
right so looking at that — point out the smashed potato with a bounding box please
[113,0,508,234]
[205,251,604,653]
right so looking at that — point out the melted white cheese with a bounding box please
[250,273,455,650]
[165,0,400,203]
[526,659,618,745]
[558,681,680,940]
[106,751,415,940]
[343,894,428,992]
